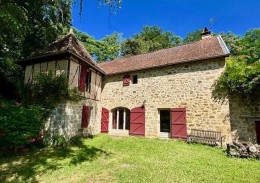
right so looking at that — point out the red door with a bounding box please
[171,108,187,139]
[81,105,90,128]
[130,107,145,136]
[101,108,109,133]
[255,121,260,144]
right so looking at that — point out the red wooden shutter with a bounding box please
[78,65,87,92]
[101,108,109,133]
[171,108,187,139]
[123,74,130,86]
[81,105,90,128]
[130,107,145,136]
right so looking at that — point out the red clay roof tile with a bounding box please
[98,36,229,75]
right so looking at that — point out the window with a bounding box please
[132,75,138,84]
[123,74,130,86]
[78,65,87,92]
[86,70,91,93]
[112,108,130,130]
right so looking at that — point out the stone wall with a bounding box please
[230,96,260,143]
[101,58,232,143]
[46,99,102,137]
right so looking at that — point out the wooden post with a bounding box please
[123,108,126,130]
[116,109,119,133]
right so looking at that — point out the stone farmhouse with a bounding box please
[17,30,260,145]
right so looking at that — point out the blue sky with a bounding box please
[72,0,260,40]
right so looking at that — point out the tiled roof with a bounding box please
[17,33,98,67]
[98,36,230,75]
[38,33,97,66]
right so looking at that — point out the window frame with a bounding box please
[132,75,138,84]
[86,70,92,93]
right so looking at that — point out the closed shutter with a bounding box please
[81,105,90,128]
[78,65,87,92]
[101,108,109,133]
[130,107,145,136]
[171,108,187,139]
[123,74,130,86]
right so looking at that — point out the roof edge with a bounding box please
[16,50,106,75]
[68,51,106,75]
[217,35,230,55]
[16,51,69,64]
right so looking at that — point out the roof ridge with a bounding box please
[98,36,216,65]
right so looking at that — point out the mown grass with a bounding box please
[0,134,260,183]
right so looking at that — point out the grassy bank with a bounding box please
[0,135,259,183]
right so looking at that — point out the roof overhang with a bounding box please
[16,50,106,75]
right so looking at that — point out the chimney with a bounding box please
[201,27,212,39]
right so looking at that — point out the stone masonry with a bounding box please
[46,99,102,137]
[101,58,232,143]
[230,96,260,143]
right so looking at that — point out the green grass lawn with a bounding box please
[0,135,260,183]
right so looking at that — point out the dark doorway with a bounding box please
[255,121,260,144]
[160,110,171,133]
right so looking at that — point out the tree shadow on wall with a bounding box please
[0,144,110,183]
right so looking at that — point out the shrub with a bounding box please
[43,133,84,148]
[0,98,45,151]
[20,72,69,109]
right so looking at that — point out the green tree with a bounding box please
[182,29,201,43]
[220,32,241,55]
[97,33,121,62]
[214,29,260,101]
[236,29,260,64]
[122,26,181,56]
[74,29,121,62]
[73,28,101,57]
[0,0,72,98]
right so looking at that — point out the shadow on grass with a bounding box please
[0,145,110,183]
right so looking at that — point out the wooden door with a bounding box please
[171,108,187,139]
[101,108,109,133]
[130,107,145,136]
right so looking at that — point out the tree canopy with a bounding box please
[214,29,260,102]
[182,29,202,44]
[121,26,181,56]
[0,0,72,99]
[74,29,121,62]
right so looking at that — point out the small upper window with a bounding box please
[123,74,130,86]
[86,70,91,93]
[132,75,138,84]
